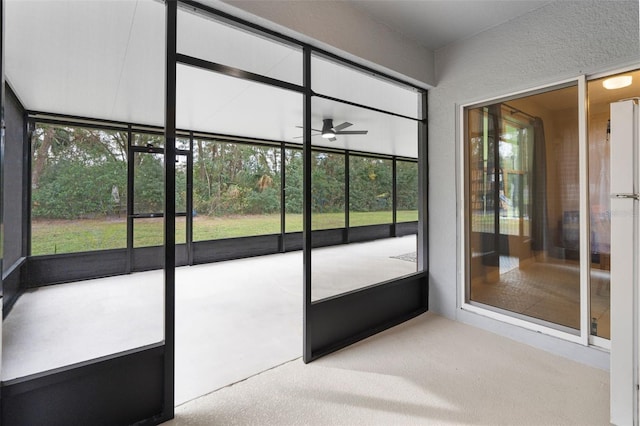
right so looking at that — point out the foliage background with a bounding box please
[30,124,418,254]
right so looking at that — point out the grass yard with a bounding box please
[31,210,418,255]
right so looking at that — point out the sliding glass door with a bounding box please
[463,72,640,348]
[586,69,640,345]
[465,82,583,335]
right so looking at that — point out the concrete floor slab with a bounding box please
[2,236,417,405]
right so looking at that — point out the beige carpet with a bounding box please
[166,312,609,425]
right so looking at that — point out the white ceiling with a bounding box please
[6,0,166,126]
[6,0,421,157]
[6,0,548,158]
[348,0,553,51]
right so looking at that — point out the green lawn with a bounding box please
[31,210,418,255]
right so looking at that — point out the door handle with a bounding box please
[611,193,640,200]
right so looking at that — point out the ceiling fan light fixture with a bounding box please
[321,118,335,139]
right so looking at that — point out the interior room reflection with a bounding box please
[467,73,640,339]
[467,84,583,332]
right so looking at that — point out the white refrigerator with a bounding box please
[610,98,640,426]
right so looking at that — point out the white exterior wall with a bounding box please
[429,0,640,369]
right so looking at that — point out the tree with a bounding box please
[397,161,418,211]
[312,151,345,213]
[32,125,128,219]
[284,149,303,213]
[192,140,281,216]
[133,152,164,213]
[349,157,392,212]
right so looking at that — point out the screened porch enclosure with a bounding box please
[9,0,421,289]
[1,1,427,424]
[24,115,419,287]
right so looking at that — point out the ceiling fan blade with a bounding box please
[328,137,337,142]
[295,126,323,132]
[293,132,322,139]
[335,130,368,135]
[333,122,353,132]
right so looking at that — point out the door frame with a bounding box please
[128,139,191,271]
[458,76,591,345]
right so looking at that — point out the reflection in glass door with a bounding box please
[466,83,581,332]
[587,69,640,343]
[465,73,640,344]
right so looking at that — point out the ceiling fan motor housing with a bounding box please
[321,119,335,138]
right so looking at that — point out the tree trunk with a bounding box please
[32,127,54,188]
[197,139,206,181]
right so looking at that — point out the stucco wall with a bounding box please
[429,0,639,367]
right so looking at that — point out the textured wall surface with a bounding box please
[428,0,639,366]
[214,0,435,87]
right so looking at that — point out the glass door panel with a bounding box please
[586,70,640,340]
[174,37,303,402]
[310,96,418,302]
[305,56,424,362]
[466,83,581,332]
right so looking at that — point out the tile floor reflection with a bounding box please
[471,258,610,338]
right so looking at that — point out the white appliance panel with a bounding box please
[610,197,637,426]
[610,101,636,196]
[610,99,639,426]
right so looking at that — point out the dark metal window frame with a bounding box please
[165,2,177,413]
[0,0,4,323]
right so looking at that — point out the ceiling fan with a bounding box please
[296,119,368,141]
